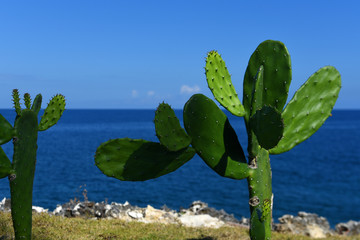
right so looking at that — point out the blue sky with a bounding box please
[0,1,359,109]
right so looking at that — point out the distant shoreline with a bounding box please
[1,198,359,237]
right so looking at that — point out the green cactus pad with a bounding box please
[183,94,249,180]
[95,138,195,181]
[12,89,21,115]
[270,66,341,154]
[250,106,284,150]
[0,114,15,145]
[246,65,265,156]
[39,94,65,131]
[250,65,264,116]
[0,146,13,178]
[243,40,291,120]
[154,102,191,151]
[24,93,31,109]
[31,94,42,114]
[205,51,245,117]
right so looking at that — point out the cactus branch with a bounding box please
[0,146,13,179]
[183,94,249,180]
[205,51,245,117]
[24,93,31,109]
[249,106,284,150]
[154,102,191,151]
[250,65,265,116]
[270,66,341,154]
[243,40,291,122]
[31,94,42,114]
[12,89,21,116]
[0,114,15,145]
[95,138,195,181]
[39,94,66,131]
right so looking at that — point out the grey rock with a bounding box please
[336,220,360,236]
[0,198,11,212]
[274,212,334,238]
[160,204,172,212]
[51,200,140,219]
[239,217,250,226]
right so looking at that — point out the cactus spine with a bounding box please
[0,90,65,239]
[95,40,341,240]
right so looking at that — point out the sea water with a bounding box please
[0,109,359,226]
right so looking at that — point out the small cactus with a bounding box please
[0,90,65,240]
[94,40,341,240]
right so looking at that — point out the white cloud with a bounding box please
[147,90,155,96]
[131,90,138,98]
[180,85,200,95]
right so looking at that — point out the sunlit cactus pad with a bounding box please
[39,94,66,131]
[205,51,245,117]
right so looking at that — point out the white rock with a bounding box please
[104,204,112,216]
[73,203,82,211]
[53,205,63,215]
[141,205,177,224]
[104,204,111,211]
[128,211,143,219]
[110,211,120,219]
[111,201,128,208]
[0,198,6,211]
[179,214,225,228]
[306,225,327,239]
[32,206,48,213]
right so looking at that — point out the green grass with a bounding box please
[0,212,358,240]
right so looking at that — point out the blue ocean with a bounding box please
[0,109,359,227]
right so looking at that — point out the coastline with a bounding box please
[1,198,359,238]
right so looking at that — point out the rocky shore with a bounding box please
[1,198,359,238]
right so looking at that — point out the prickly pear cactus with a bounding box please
[0,89,65,240]
[188,40,340,239]
[94,40,341,240]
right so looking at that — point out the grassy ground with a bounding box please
[0,212,358,240]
